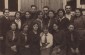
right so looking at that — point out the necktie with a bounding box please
[44,34,47,44]
[71,33,74,41]
[12,31,15,40]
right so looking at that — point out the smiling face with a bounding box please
[53,24,58,30]
[65,6,71,13]
[33,24,38,31]
[48,11,54,18]
[58,11,64,18]
[43,8,49,14]
[23,25,29,32]
[75,9,81,17]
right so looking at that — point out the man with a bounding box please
[0,9,11,55]
[30,5,38,20]
[65,5,73,22]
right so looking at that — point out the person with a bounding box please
[72,8,85,55]
[0,9,11,55]
[19,24,30,55]
[13,11,23,30]
[40,26,53,55]
[5,22,20,55]
[66,24,79,55]
[47,10,56,27]
[56,9,70,30]
[34,11,44,29]
[29,22,41,55]
[65,5,73,21]
[30,5,38,20]
[49,23,66,55]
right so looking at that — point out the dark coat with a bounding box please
[29,31,41,55]
[5,30,20,55]
[56,17,70,30]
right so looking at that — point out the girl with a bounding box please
[50,23,66,55]
[5,22,20,55]
[29,22,41,55]
[19,24,30,55]
[56,9,70,30]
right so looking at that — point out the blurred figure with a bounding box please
[29,22,41,55]
[30,5,38,20]
[0,9,11,55]
[50,23,66,55]
[19,24,30,55]
[40,26,53,55]
[72,8,85,55]
[5,22,20,55]
[56,9,70,30]
[66,24,79,55]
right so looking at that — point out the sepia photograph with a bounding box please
[0,0,85,55]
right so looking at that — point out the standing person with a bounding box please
[19,24,30,55]
[13,11,23,30]
[0,9,11,55]
[56,9,70,30]
[30,5,38,20]
[65,5,73,21]
[49,23,66,55]
[35,11,44,29]
[29,22,41,55]
[72,8,85,55]
[40,26,53,55]
[5,22,20,55]
[66,24,79,55]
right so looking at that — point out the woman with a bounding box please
[29,22,41,55]
[40,26,53,55]
[49,23,66,55]
[19,24,30,55]
[13,11,23,30]
[72,8,85,55]
[56,9,70,30]
[5,22,20,55]
[35,11,44,29]
[66,24,79,55]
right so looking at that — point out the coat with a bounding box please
[5,30,20,55]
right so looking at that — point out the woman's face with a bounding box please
[11,23,16,31]
[75,10,81,17]
[58,11,64,18]
[15,12,20,18]
[33,24,38,31]
[23,25,28,32]
[48,12,54,18]
[25,12,30,18]
[68,25,74,31]
[38,12,43,18]
[53,24,58,30]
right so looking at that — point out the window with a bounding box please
[8,0,18,11]
[0,0,5,11]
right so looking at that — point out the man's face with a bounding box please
[43,8,49,14]
[4,10,9,17]
[68,25,74,31]
[65,6,71,13]
[31,7,36,12]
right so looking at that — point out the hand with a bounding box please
[0,37,3,40]
[71,48,75,53]
[25,45,29,48]
[75,48,79,53]
[11,45,17,52]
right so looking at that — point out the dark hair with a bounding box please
[30,21,41,32]
[21,23,29,31]
[48,10,55,17]
[31,5,37,9]
[57,9,65,16]
[43,6,49,9]
[75,8,82,16]
[37,11,43,15]
[65,5,71,9]
[10,22,18,30]
[14,11,21,18]
[3,9,9,14]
